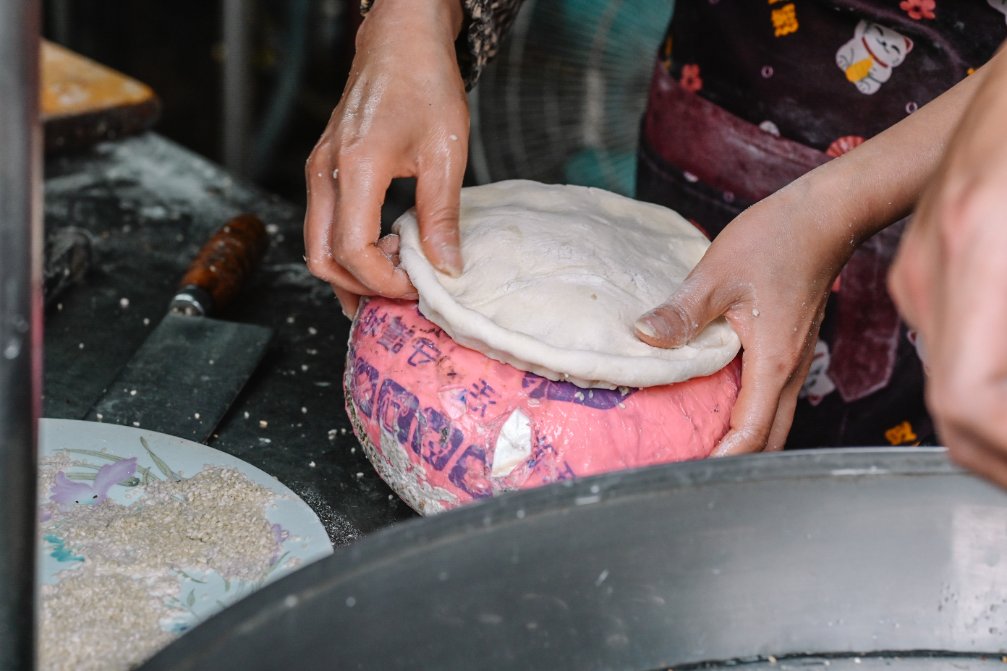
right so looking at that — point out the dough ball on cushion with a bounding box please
[396,180,740,389]
[345,299,741,515]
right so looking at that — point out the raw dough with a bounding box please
[396,180,740,389]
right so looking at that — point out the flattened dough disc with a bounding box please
[396,180,740,389]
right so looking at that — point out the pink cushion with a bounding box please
[345,298,741,514]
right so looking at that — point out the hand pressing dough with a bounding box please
[396,180,741,389]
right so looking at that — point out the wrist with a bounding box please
[799,144,907,252]
[364,0,464,41]
[769,161,871,274]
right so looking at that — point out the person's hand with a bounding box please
[888,51,1007,487]
[304,0,468,317]
[633,179,857,456]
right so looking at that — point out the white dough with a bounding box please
[396,180,740,389]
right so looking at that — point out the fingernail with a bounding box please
[711,436,737,458]
[435,243,463,277]
[711,445,732,458]
[633,317,659,339]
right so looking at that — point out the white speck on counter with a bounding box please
[132,422,140,427]
[356,472,364,478]
[308,327,318,336]
[119,297,130,309]
[78,343,85,350]
[56,303,63,311]
[306,348,318,356]
[345,596,356,608]
[301,364,309,372]
[259,438,272,445]
[286,316,295,324]
[143,318,150,326]
[301,407,307,415]
[244,411,250,419]
[259,420,268,429]
[129,389,137,396]
[327,429,337,441]
[208,359,215,366]
[308,461,316,468]
[95,413,103,421]
[194,412,201,420]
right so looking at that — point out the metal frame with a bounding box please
[222,0,253,177]
[0,1,41,669]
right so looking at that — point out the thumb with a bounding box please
[634,278,722,349]
[415,147,466,277]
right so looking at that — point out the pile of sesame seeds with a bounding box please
[39,462,282,671]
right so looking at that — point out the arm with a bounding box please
[305,0,523,317]
[361,0,524,90]
[304,0,465,317]
[634,49,1002,455]
[888,46,1007,487]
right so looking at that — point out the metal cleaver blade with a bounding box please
[84,314,271,441]
[84,213,272,443]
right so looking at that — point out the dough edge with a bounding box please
[397,180,741,389]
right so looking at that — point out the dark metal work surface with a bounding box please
[141,449,1007,671]
[43,133,417,545]
[0,2,41,670]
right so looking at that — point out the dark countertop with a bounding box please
[42,133,417,546]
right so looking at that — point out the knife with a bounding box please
[84,214,272,442]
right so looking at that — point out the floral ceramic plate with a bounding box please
[37,419,332,635]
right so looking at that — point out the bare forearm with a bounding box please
[361,0,524,88]
[359,0,464,48]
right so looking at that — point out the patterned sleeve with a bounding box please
[360,0,525,89]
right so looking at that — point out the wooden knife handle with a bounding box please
[170,214,268,316]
